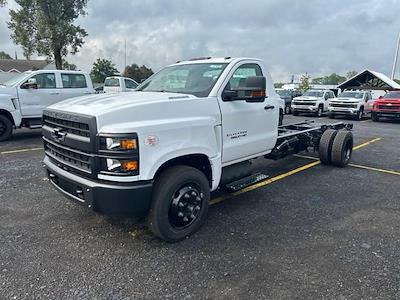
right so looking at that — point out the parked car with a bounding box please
[0,70,94,141]
[276,88,302,114]
[103,76,138,93]
[42,57,354,242]
[371,90,400,122]
[328,90,373,120]
[291,89,336,117]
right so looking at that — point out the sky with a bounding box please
[0,0,400,82]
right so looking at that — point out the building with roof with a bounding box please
[337,69,400,98]
[0,59,56,83]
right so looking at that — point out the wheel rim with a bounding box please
[0,120,6,136]
[344,142,352,163]
[318,108,322,117]
[169,184,203,229]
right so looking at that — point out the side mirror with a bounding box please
[21,78,38,89]
[223,76,266,102]
[378,95,383,99]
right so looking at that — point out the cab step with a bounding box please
[225,173,269,192]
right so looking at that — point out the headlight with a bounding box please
[99,134,139,176]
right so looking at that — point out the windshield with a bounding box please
[104,78,120,87]
[1,71,31,87]
[383,91,400,99]
[137,63,228,97]
[303,90,323,97]
[276,89,291,97]
[338,91,364,99]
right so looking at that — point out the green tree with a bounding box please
[8,0,88,70]
[0,51,12,59]
[90,58,118,83]
[62,59,77,70]
[312,73,346,85]
[298,73,311,92]
[346,70,358,79]
[123,64,154,83]
[0,0,6,6]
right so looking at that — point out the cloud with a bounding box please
[1,0,399,81]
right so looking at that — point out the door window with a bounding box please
[225,64,263,91]
[124,79,138,89]
[61,74,87,88]
[27,73,56,89]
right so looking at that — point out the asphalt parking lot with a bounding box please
[1,114,399,299]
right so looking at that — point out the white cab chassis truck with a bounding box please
[42,57,354,242]
[0,70,94,141]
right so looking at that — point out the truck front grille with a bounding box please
[330,103,357,108]
[293,102,316,106]
[378,105,400,110]
[43,115,90,137]
[44,138,93,174]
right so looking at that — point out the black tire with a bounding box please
[355,108,363,121]
[293,110,299,116]
[285,105,291,114]
[318,129,338,165]
[371,113,379,122]
[328,113,335,119]
[279,109,284,126]
[148,165,210,242]
[315,105,323,117]
[0,114,13,142]
[331,130,353,167]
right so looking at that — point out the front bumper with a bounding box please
[328,107,358,115]
[291,105,318,112]
[44,156,153,217]
[372,111,400,118]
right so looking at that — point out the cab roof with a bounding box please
[172,57,262,66]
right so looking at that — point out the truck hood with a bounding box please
[294,96,319,101]
[0,86,17,98]
[49,91,196,117]
[330,98,358,102]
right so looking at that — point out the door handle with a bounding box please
[264,105,275,110]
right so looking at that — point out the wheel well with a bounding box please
[154,154,212,187]
[0,109,15,125]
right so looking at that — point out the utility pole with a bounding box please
[124,39,127,71]
[391,31,400,80]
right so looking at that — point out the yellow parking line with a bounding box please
[348,164,400,176]
[353,137,381,150]
[211,137,382,205]
[0,147,43,155]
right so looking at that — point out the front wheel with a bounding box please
[148,166,210,242]
[355,108,363,121]
[316,106,323,117]
[292,110,298,116]
[371,113,379,122]
[0,114,13,142]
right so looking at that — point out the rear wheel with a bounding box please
[371,113,379,122]
[148,166,210,242]
[0,114,13,142]
[318,129,338,165]
[331,131,353,167]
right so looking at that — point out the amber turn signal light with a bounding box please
[120,139,137,150]
[121,160,138,171]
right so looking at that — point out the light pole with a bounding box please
[391,31,400,80]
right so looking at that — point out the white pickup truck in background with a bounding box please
[0,70,94,141]
[103,76,138,93]
[292,89,336,117]
[328,90,373,120]
[42,57,354,242]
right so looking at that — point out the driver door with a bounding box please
[18,72,60,117]
[218,63,278,164]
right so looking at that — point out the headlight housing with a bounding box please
[99,134,139,175]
